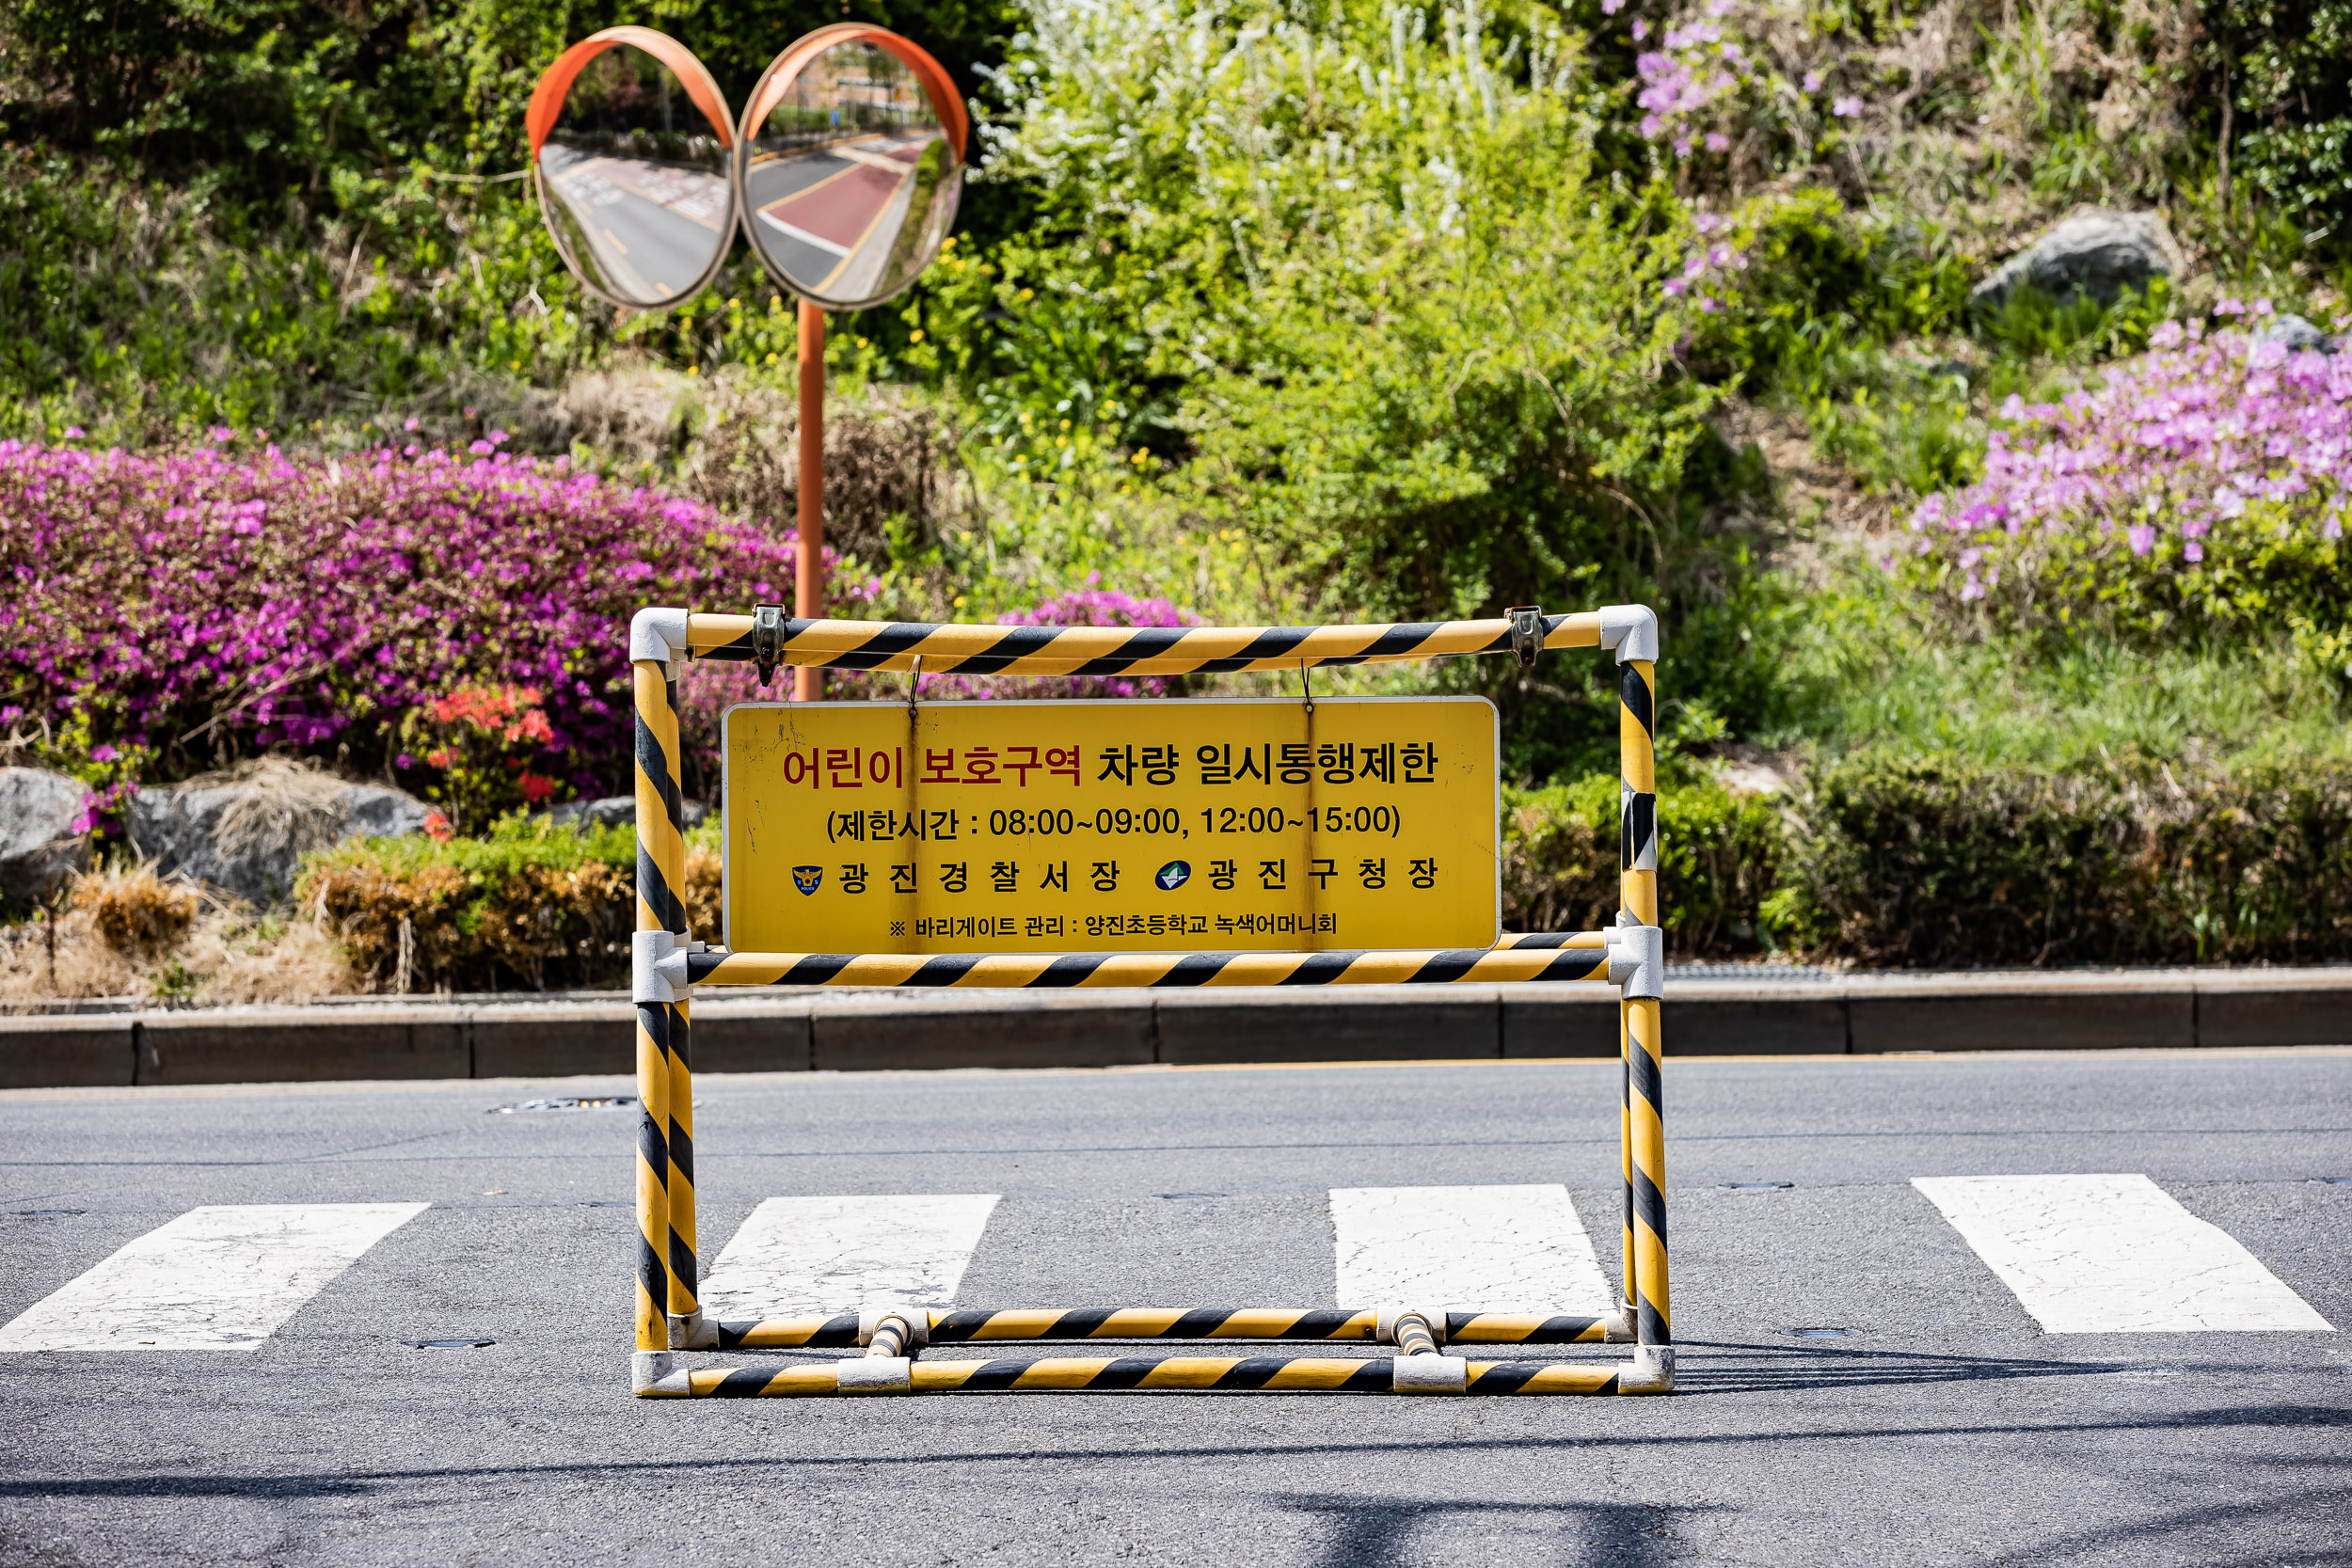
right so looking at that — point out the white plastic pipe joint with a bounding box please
[1606,923,1665,1001]
[633,929,690,1004]
[629,606,691,668]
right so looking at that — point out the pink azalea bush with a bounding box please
[1629,0,1858,162]
[0,435,850,810]
[1897,305,2352,675]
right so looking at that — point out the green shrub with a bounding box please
[297,816,721,992]
[1780,754,2352,965]
[1502,776,1783,956]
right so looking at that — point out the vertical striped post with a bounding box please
[638,664,703,1338]
[658,670,702,1338]
[630,658,677,1362]
[1616,641,1671,1386]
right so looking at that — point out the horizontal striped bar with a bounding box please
[1446,1312,1612,1344]
[720,1307,1378,1348]
[689,945,1613,990]
[683,611,1602,675]
[716,1311,863,1351]
[713,1307,1612,1349]
[1490,931,1607,951]
[660,1356,1627,1396]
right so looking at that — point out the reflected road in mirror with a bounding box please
[740,40,961,309]
[537,44,734,309]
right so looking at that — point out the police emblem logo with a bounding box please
[1154,860,1191,891]
[790,864,823,895]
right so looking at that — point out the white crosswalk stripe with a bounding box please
[0,1203,429,1353]
[1327,1184,1616,1312]
[1913,1174,2333,1333]
[697,1194,1001,1318]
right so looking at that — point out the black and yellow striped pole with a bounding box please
[687,943,1613,990]
[640,1354,1629,1397]
[628,610,713,1388]
[700,1306,1621,1351]
[1601,606,1672,1393]
[697,610,1606,675]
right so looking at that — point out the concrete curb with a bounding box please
[1,968,2346,1089]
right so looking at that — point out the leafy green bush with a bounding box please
[1779,753,2352,965]
[1502,776,1783,956]
[296,816,721,992]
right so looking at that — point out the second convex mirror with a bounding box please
[735,25,968,310]
[526,27,737,309]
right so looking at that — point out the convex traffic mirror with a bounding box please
[526,24,966,312]
[735,25,967,310]
[526,27,739,309]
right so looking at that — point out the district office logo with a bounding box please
[1154,860,1191,891]
[791,864,823,896]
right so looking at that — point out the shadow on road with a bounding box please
[1276,1497,1720,1568]
[2,1400,2344,1503]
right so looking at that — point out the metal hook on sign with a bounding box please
[1298,660,1314,715]
[752,604,785,688]
[906,656,922,714]
[1505,605,1545,670]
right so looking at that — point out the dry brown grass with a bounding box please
[684,842,722,938]
[0,865,358,1006]
[686,372,968,568]
[0,909,136,1002]
[74,865,199,955]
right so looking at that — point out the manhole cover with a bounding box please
[492,1097,637,1114]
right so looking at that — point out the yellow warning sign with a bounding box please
[723,697,1499,954]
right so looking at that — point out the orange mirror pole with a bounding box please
[795,301,826,701]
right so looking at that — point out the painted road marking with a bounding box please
[698,1194,1000,1318]
[1913,1174,2334,1333]
[757,210,853,257]
[0,1204,430,1352]
[1328,1184,1615,1312]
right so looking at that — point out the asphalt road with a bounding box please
[2,1050,2348,1566]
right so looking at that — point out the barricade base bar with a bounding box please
[709,1307,1625,1351]
[639,1354,1644,1397]
[689,943,1613,990]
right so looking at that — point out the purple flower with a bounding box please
[0,438,864,800]
[1832,96,1861,118]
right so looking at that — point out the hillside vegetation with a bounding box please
[6,0,2352,970]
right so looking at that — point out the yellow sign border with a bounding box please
[717,694,1502,954]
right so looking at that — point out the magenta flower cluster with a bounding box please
[1629,1,1861,159]
[0,436,856,799]
[1635,8,1745,155]
[1901,306,2351,602]
[1662,212,1749,311]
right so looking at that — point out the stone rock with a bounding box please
[544,795,712,831]
[1971,210,2180,312]
[2255,313,2336,354]
[130,760,433,906]
[0,768,89,908]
